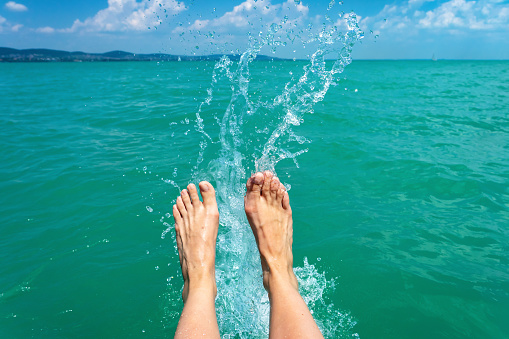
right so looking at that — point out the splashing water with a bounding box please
[163,4,363,338]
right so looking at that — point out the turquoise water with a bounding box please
[1,59,508,338]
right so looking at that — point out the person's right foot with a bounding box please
[244,171,299,294]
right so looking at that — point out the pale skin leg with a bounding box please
[173,181,220,339]
[245,171,324,339]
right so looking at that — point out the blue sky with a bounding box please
[0,0,508,59]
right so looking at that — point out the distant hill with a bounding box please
[0,47,282,62]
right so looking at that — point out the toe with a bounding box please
[282,191,291,211]
[276,183,285,201]
[270,176,280,199]
[175,226,184,266]
[176,196,187,217]
[187,184,201,206]
[261,171,273,197]
[247,172,264,196]
[181,189,193,210]
[173,204,182,226]
[199,181,218,209]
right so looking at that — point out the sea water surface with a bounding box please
[1,59,508,338]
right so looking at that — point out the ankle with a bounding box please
[185,277,217,301]
[265,267,299,293]
[265,256,294,277]
[188,269,216,285]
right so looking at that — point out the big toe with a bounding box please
[199,181,217,209]
[246,172,264,196]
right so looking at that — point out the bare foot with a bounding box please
[173,181,219,302]
[244,171,299,294]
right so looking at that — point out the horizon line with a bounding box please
[1,47,508,61]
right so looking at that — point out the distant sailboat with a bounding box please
[432,53,437,61]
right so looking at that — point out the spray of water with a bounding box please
[163,2,363,337]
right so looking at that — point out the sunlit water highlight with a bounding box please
[162,4,363,337]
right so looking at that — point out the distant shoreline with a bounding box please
[0,47,283,62]
[1,48,507,62]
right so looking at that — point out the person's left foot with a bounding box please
[173,181,219,302]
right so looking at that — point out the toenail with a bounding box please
[254,172,263,184]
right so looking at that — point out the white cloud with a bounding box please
[419,0,473,28]
[418,0,509,30]
[0,13,23,32]
[61,0,186,33]
[360,0,509,34]
[11,23,22,31]
[36,26,55,33]
[188,19,209,30]
[174,0,363,56]
[5,1,27,12]
[181,0,309,33]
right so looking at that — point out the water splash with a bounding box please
[164,5,363,338]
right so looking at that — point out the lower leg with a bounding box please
[173,182,220,339]
[244,171,324,339]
